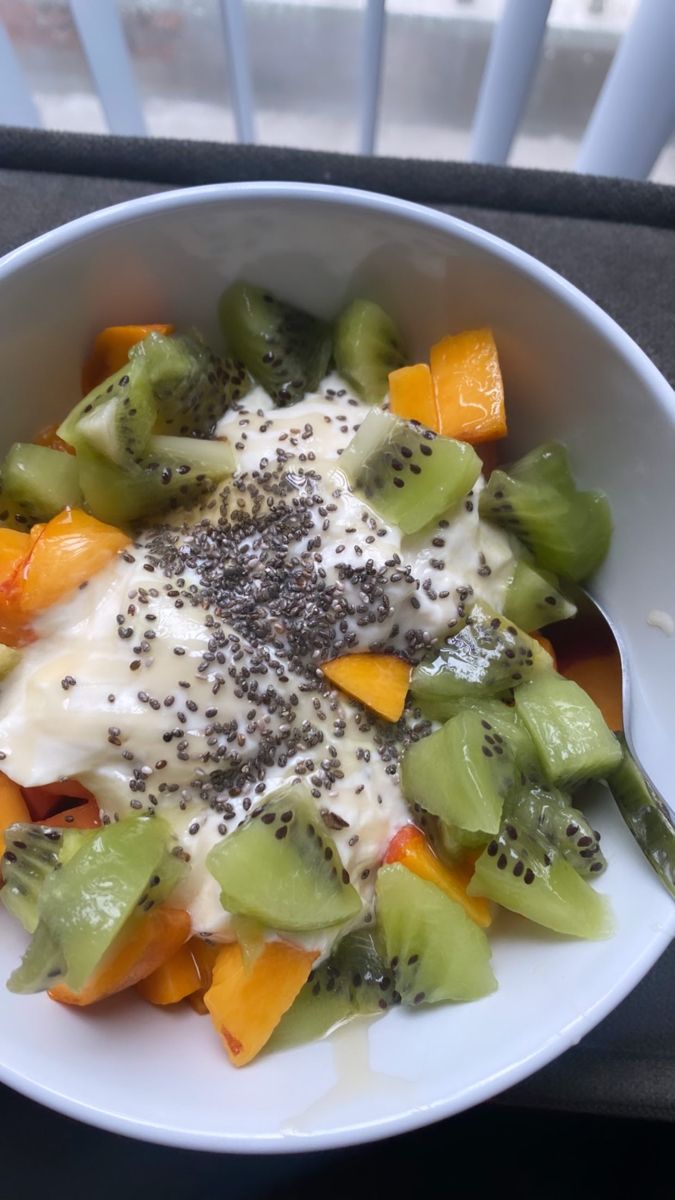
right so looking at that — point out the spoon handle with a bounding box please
[606,736,675,900]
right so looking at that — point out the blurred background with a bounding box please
[1,0,673,180]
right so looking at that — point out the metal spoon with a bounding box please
[547,586,675,900]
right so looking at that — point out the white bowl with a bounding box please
[0,183,673,1153]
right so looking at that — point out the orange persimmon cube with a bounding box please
[322,653,411,723]
[205,940,317,1066]
[136,941,203,1006]
[0,772,30,858]
[384,825,492,928]
[40,794,101,830]
[389,363,439,431]
[49,906,191,1007]
[430,328,506,444]
[82,323,175,394]
[19,508,130,615]
[0,529,31,590]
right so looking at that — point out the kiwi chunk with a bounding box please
[269,927,394,1051]
[130,331,250,436]
[606,737,675,899]
[219,282,332,405]
[412,697,540,778]
[509,783,607,879]
[468,820,613,939]
[0,444,82,526]
[206,782,362,932]
[76,435,235,526]
[376,865,496,1004]
[515,673,622,788]
[401,709,515,834]
[338,410,480,535]
[411,600,551,708]
[503,560,576,632]
[479,442,612,582]
[333,299,407,404]
[58,361,155,459]
[60,333,240,455]
[1,823,90,933]
[6,815,186,994]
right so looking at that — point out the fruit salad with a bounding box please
[0,287,658,1068]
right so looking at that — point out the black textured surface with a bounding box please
[0,133,673,1177]
[1,125,675,228]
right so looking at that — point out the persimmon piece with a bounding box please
[82,323,175,394]
[0,529,31,588]
[0,771,30,858]
[186,940,220,1013]
[205,940,317,1066]
[34,423,75,455]
[19,508,129,615]
[22,778,95,822]
[322,653,411,722]
[39,795,101,830]
[137,939,204,1006]
[49,906,191,1007]
[430,328,506,444]
[384,825,492,928]
[389,363,440,431]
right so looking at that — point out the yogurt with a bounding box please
[0,375,516,954]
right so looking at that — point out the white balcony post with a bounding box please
[470,0,552,165]
[576,0,675,179]
[69,0,146,136]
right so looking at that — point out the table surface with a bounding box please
[0,127,673,1196]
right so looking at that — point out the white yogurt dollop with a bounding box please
[0,374,516,955]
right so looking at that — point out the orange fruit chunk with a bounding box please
[205,940,317,1066]
[82,323,175,394]
[389,363,440,430]
[49,906,191,1007]
[430,328,506,444]
[322,653,411,722]
[384,824,492,928]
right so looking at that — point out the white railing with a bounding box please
[0,0,673,180]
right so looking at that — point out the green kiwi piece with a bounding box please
[268,927,394,1051]
[479,443,612,582]
[515,673,622,788]
[338,410,480,535]
[411,600,551,708]
[503,560,577,632]
[76,434,235,526]
[6,815,187,994]
[412,697,540,778]
[218,282,332,405]
[606,737,675,899]
[376,864,496,1004]
[468,819,613,939]
[58,361,155,460]
[509,783,607,878]
[401,709,515,834]
[60,333,241,457]
[130,331,250,436]
[74,387,157,468]
[1,823,91,933]
[0,443,83,525]
[206,782,362,932]
[333,299,407,404]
